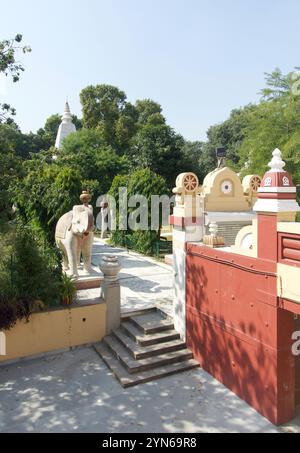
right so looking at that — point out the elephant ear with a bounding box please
[72,206,94,233]
[72,206,89,233]
[55,211,73,239]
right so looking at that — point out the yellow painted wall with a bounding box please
[276,222,300,304]
[277,222,300,234]
[202,167,249,212]
[0,303,106,364]
[277,263,300,305]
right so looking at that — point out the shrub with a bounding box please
[8,226,62,306]
[0,298,28,331]
[11,163,82,243]
[60,274,77,306]
[108,169,168,255]
[130,230,158,255]
[0,223,63,330]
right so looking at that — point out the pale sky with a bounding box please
[1,0,300,141]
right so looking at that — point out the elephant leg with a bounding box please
[65,232,79,278]
[56,240,69,271]
[77,240,82,268]
[82,233,94,273]
[62,253,69,271]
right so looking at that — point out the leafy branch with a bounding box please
[0,34,31,123]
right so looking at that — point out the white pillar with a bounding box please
[172,226,203,340]
[99,256,121,334]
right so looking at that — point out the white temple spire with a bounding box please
[55,101,76,150]
[268,148,286,173]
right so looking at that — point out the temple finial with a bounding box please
[64,99,71,114]
[268,148,286,173]
[54,101,76,150]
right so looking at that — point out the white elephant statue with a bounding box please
[55,199,94,278]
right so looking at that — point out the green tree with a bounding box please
[0,152,20,225]
[12,163,82,242]
[0,123,24,224]
[109,168,168,255]
[0,121,51,160]
[0,34,31,123]
[260,67,299,101]
[129,123,189,189]
[135,99,165,126]
[201,105,256,177]
[181,141,206,182]
[80,84,138,150]
[115,102,138,149]
[57,128,129,203]
[238,69,300,180]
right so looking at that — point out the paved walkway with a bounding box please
[77,239,174,315]
[0,240,299,433]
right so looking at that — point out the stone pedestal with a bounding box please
[99,256,121,334]
[74,266,103,290]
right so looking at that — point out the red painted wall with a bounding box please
[186,243,295,425]
[257,214,278,261]
[295,317,300,407]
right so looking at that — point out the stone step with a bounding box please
[121,321,181,346]
[112,328,186,360]
[121,307,157,320]
[103,335,193,374]
[94,342,200,388]
[130,312,174,334]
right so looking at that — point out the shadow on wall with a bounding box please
[185,256,286,423]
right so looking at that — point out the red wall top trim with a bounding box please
[186,243,277,275]
[279,298,300,316]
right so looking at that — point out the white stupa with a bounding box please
[55,101,76,149]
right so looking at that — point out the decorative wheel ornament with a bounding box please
[249,176,261,192]
[182,173,199,192]
[221,180,233,194]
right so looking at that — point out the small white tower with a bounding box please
[55,101,76,150]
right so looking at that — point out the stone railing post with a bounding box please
[99,256,121,334]
[0,332,6,356]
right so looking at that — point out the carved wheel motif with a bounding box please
[250,176,261,192]
[183,174,198,192]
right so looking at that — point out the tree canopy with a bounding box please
[0,34,31,123]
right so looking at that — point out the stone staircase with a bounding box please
[94,308,199,388]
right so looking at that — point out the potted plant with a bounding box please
[60,274,77,306]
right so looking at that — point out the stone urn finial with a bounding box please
[80,191,92,205]
[99,256,121,282]
[209,221,218,237]
[203,221,225,248]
